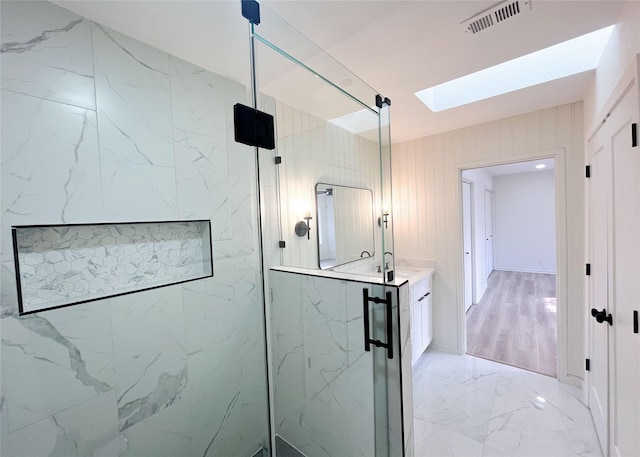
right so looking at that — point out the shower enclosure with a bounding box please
[0,1,409,456]
[245,3,409,456]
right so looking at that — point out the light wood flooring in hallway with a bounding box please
[466,270,557,377]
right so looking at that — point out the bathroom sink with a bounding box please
[395,270,415,278]
[394,268,422,281]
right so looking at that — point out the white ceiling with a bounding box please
[479,157,555,176]
[53,0,626,143]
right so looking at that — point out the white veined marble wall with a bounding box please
[0,2,269,456]
[269,269,375,457]
[269,268,410,457]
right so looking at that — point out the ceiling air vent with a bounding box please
[462,0,532,35]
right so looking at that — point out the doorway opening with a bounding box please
[462,158,558,377]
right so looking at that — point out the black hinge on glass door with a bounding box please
[362,289,393,359]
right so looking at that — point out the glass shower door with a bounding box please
[247,5,405,456]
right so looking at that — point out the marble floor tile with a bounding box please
[413,420,485,457]
[413,348,602,457]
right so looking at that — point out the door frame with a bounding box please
[462,179,476,310]
[484,187,494,279]
[457,149,568,383]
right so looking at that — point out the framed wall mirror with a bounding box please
[315,183,375,269]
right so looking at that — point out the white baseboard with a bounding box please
[494,267,557,275]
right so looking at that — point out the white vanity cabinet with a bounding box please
[409,272,433,366]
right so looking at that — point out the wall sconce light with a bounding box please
[295,212,312,239]
[377,211,390,229]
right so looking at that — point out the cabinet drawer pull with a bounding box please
[418,292,430,301]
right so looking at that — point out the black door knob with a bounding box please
[591,308,613,326]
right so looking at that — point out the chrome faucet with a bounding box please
[384,251,393,270]
[360,250,372,258]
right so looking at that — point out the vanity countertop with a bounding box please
[393,267,434,286]
[270,265,433,288]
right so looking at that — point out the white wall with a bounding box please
[461,168,493,301]
[274,102,382,270]
[584,2,640,132]
[392,102,584,383]
[494,170,556,274]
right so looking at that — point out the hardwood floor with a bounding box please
[466,270,557,377]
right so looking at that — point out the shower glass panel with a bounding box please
[247,4,404,456]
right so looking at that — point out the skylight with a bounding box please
[415,25,615,112]
[328,107,388,134]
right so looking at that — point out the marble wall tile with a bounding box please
[272,325,305,418]
[184,347,264,457]
[302,276,348,398]
[92,23,173,168]
[1,1,95,110]
[398,283,414,457]
[1,361,9,457]
[270,271,303,331]
[277,412,313,456]
[0,90,103,262]
[1,261,20,317]
[169,56,226,138]
[183,263,267,457]
[345,281,365,364]
[100,158,178,221]
[120,394,194,457]
[307,356,375,457]
[2,302,115,432]
[182,270,236,355]
[174,128,231,240]
[9,391,119,457]
[230,174,258,258]
[110,286,187,432]
[92,23,178,221]
[271,271,401,457]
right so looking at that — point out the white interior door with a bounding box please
[484,189,494,278]
[609,82,640,457]
[463,181,473,312]
[588,133,610,454]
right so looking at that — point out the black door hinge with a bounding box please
[275,156,282,164]
[632,123,637,147]
[241,0,261,24]
[586,263,591,276]
[375,94,391,109]
[278,241,286,248]
[585,165,591,178]
[586,358,590,371]
[233,103,275,150]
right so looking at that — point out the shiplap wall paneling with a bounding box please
[391,102,584,384]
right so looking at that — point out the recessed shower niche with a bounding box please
[12,220,213,314]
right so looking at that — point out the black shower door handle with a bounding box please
[362,289,393,359]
